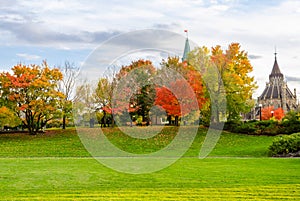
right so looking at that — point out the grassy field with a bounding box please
[0,127,299,200]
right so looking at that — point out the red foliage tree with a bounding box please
[154,57,206,125]
[155,82,181,117]
[274,107,285,120]
[155,79,202,116]
[261,106,284,120]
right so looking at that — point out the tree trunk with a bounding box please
[175,116,179,126]
[62,114,66,129]
[111,117,115,127]
[167,115,171,125]
[26,113,36,135]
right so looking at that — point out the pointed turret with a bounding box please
[269,52,283,79]
[182,30,190,62]
[258,50,298,114]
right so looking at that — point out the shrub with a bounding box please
[47,119,62,128]
[232,122,256,134]
[278,111,300,134]
[224,120,280,135]
[279,119,300,134]
[255,120,279,135]
[223,120,242,132]
[223,119,300,136]
[269,133,300,157]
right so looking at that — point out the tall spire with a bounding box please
[182,30,190,62]
[270,49,283,79]
[258,49,298,114]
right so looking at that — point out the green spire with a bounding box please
[182,30,190,62]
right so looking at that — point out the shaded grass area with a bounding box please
[0,127,299,200]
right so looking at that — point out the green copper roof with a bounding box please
[182,38,190,62]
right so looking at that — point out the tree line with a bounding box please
[0,43,258,134]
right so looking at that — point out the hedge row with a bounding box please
[268,133,300,157]
[223,119,300,136]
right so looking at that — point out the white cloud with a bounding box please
[0,0,300,98]
[16,53,41,60]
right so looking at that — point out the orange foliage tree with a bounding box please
[154,57,206,125]
[261,106,285,120]
[0,61,64,134]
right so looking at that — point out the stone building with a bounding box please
[257,53,297,113]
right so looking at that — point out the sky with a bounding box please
[1,0,300,99]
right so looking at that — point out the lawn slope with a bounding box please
[0,127,299,200]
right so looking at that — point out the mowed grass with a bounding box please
[0,129,89,157]
[0,127,273,157]
[0,127,299,200]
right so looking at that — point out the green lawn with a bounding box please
[0,127,299,200]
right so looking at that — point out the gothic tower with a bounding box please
[258,52,297,113]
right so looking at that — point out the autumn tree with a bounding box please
[0,106,21,128]
[0,90,19,128]
[189,43,257,122]
[95,78,114,127]
[155,80,198,125]
[219,43,257,121]
[0,62,64,134]
[114,59,156,124]
[58,61,79,129]
[73,82,97,127]
[261,106,284,120]
[188,46,216,125]
[155,57,206,125]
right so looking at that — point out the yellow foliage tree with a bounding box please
[0,106,21,129]
[189,43,257,122]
